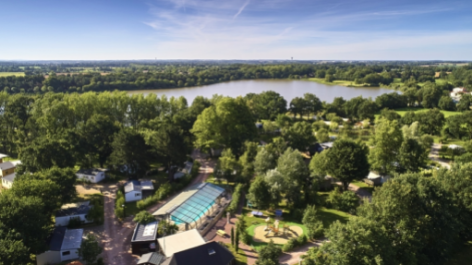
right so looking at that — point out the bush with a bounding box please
[307,220,324,239]
[114,191,125,219]
[282,238,298,252]
[227,184,243,214]
[297,234,308,245]
[327,187,359,214]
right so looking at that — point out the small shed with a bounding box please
[141,180,155,199]
[137,252,166,265]
[125,180,143,202]
[131,221,159,255]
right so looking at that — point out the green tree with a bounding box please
[0,236,31,265]
[457,94,472,112]
[315,128,330,143]
[256,240,281,265]
[109,129,151,178]
[78,234,103,265]
[157,220,179,236]
[325,139,370,191]
[302,205,324,239]
[263,169,284,207]
[379,108,401,121]
[231,227,235,247]
[239,141,258,183]
[438,96,456,111]
[214,149,240,183]
[191,97,257,152]
[282,121,316,150]
[249,91,287,120]
[18,137,75,172]
[289,97,306,118]
[398,138,426,172]
[235,229,239,252]
[133,211,156,224]
[369,118,403,175]
[277,148,309,204]
[246,176,272,209]
[254,147,277,175]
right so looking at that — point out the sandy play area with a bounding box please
[253,225,304,244]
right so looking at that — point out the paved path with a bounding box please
[429,143,451,169]
[279,241,322,265]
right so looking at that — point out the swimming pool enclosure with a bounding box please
[168,183,225,225]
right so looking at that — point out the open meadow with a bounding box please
[0,72,24,77]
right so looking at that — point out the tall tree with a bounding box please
[325,139,370,191]
[369,118,403,175]
[246,176,272,209]
[282,121,316,150]
[191,97,257,152]
[277,148,309,204]
[254,147,277,176]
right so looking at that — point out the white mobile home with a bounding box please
[76,168,107,183]
[36,227,83,265]
[125,180,143,202]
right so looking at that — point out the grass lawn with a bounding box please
[223,243,248,265]
[306,78,368,87]
[391,107,460,118]
[124,201,140,217]
[449,241,472,265]
[317,207,351,228]
[350,180,375,194]
[0,72,24,77]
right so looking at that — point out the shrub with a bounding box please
[297,234,308,245]
[327,187,359,214]
[282,238,298,252]
[115,191,125,219]
[133,211,156,224]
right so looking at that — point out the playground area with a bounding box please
[251,218,305,244]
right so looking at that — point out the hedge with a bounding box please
[227,184,243,214]
[282,234,308,252]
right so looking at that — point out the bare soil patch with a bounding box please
[253,225,303,244]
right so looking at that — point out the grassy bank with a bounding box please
[0,72,24,77]
[306,78,369,87]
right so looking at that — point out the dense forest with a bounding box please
[1,61,472,93]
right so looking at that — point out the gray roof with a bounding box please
[2,172,16,183]
[0,153,8,159]
[132,221,159,242]
[76,168,108,176]
[125,180,142,193]
[141,180,155,191]
[0,162,15,170]
[62,229,83,250]
[49,227,67,251]
[56,204,92,218]
[138,252,166,265]
[169,242,234,265]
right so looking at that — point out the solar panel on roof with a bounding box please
[143,223,157,237]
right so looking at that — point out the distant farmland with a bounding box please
[0,72,25,77]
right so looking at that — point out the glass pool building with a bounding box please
[152,183,225,228]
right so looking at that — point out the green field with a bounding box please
[0,72,25,77]
[306,78,369,87]
[392,107,460,118]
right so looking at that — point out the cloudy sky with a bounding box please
[1,0,472,60]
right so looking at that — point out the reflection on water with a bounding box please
[127,79,395,104]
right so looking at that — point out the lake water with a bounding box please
[127,79,394,104]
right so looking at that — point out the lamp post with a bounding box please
[122,204,126,218]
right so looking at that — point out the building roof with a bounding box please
[367,172,380,180]
[48,227,83,251]
[169,241,234,265]
[0,162,16,171]
[2,172,16,183]
[320,142,334,149]
[56,204,92,218]
[0,153,8,159]
[157,229,206,257]
[76,168,108,176]
[125,180,142,193]
[141,180,155,191]
[153,185,201,216]
[62,229,84,250]
[132,221,159,242]
[138,252,166,265]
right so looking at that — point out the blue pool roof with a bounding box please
[170,183,225,224]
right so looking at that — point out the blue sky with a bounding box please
[1,0,472,60]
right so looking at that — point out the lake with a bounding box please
[127,79,394,104]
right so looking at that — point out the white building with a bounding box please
[55,201,93,227]
[36,227,83,265]
[450,87,469,103]
[76,168,107,183]
[125,180,143,202]
[0,158,21,189]
[1,172,16,189]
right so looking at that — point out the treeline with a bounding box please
[1,62,472,94]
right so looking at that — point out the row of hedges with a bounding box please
[282,234,308,252]
[114,191,125,219]
[137,161,201,211]
[227,184,243,214]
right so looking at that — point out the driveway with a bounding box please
[429,143,451,169]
